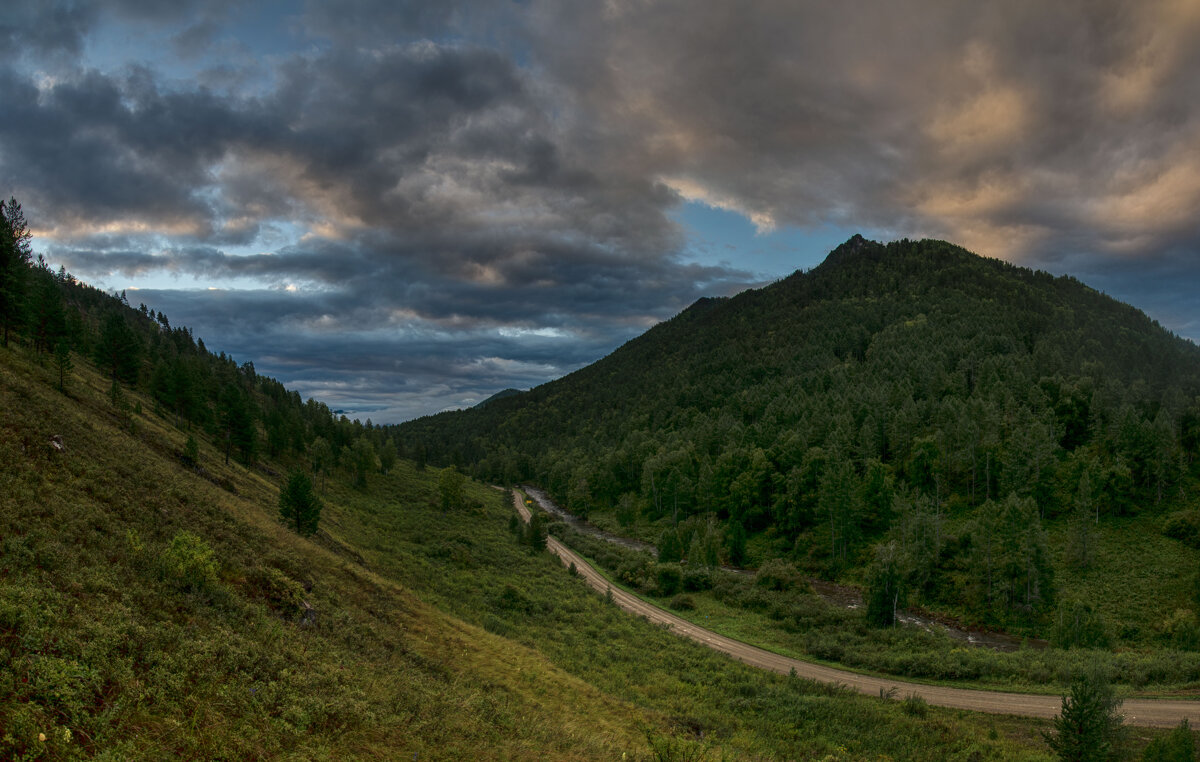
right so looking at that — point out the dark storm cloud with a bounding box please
[133,285,643,421]
[0,3,95,61]
[11,0,1200,421]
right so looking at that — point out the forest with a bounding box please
[398,235,1200,632]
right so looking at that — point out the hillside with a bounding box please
[398,236,1200,637]
[0,231,1063,758]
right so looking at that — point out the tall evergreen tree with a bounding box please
[279,469,322,536]
[27,264,67,356]
[218,386,256,465]
[1045,670,1123,762]
[94,311,142,384]
[0,197,33,346]
[53,341,73,392]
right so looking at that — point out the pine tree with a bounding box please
[525,509,548,553]
[1141,720,1195,762]
[658,527,683,563]
[726,519,748,567]
[378,439,398,474]
[53,341,73,392]
[94,311,142,384]
[1045,670,1123,762]
[28,265,67,356]
[0,197,33,346]
[218,386,256,465]
[438,466,465,511]
[279,469,322,536]
[351,437,376,487]
[309,437,333,493]
[866,541,904,628]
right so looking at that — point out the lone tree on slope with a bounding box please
[279,469,322,537]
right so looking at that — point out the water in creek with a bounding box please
[521,485,1041,653]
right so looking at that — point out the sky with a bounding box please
[3,1,1199,422]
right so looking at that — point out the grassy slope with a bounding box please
[0,348,641,760]
[0,344,1062,760]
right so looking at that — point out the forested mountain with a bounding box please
[398,235,1200,628]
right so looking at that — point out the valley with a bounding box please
[4,230,1199,759]
[513,488,1200,727]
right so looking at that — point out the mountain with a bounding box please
[0,230,1056,759]
[474,387,524,408]
[398,236,1200,632]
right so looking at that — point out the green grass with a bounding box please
[1050,513,1199,643]
[0,348,643,760]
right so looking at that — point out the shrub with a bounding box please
[160,531,218,592]
[656,564,683,596]
[682,566,714,592]
[1161,610,1200,652]
[182,435,199,466]
[901,693,928,718]
[1141,720,1195,762]
[247,566,307,619]
[754,558,805,592]
[669,594,696,611]
[1164,512,1200,548]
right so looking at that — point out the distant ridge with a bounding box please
[475,387,524,408]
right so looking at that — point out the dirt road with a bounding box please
[511,491,1199,728]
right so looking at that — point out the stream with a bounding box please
[521,485,1041,653]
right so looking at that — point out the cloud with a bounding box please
[6,0,1200,422]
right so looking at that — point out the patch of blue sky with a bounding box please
[672,200,867,283]
[79,1,307,93]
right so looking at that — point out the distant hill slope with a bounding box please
[398,236,1200,632]
[475,387,524,408]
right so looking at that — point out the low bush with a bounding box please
[1163,512,1200,548]
[160,531,218,592]
[754,558,806,591]
[656,564,683,596]
[669,594,696,611]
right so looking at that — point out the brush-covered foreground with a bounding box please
[0,345,1070,760]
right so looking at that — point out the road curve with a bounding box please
[511,490,1199,728]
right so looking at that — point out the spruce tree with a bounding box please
[1141,720,1195,762]
[0,197,32,346]
[53,341,73,392]
[1045,670,1123,762]
[279,469,322,536]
